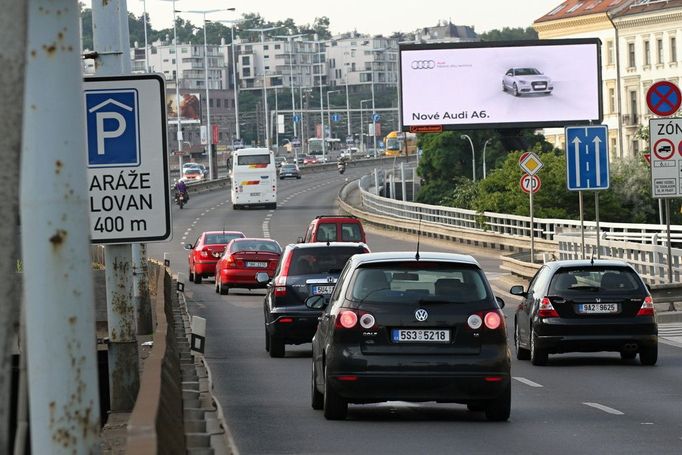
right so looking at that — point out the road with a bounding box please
[147,167,682,455]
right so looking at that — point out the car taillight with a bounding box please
[484,312,502,330]
[467,311,504,330]
[337,311,358,329]
[274,276,287,296]
[637,296,655,317]
[335,310,376,330]
[200,248,210,258]
[538,297,559,318]
[225,256,236,268]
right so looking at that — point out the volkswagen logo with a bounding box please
[415,308,429,322]
[411,60,435,70]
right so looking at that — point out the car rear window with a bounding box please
[205,233,244,245]
[347,262,492,304]
[289,246,365,275]
[231,240,281,253]
[341,223,362,241]
[316,223,337,241]
[549,267,645,294]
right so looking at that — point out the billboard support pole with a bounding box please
[666,198,673,283]
[529,172,534,264]
[595,192,601,259]
[579,191,585,259]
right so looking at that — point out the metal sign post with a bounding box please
[666,199,673,283]
[529,177,535,263]
[579,191,585,259]
[595,192,601,258]
[519,152,543,264]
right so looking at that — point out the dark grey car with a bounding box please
[278,163,301,180]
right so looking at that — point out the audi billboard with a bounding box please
[399,38,602,131]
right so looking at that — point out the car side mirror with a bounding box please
[183,243,193,250]
[495,296,505,309]
[255,272,270,284]
[297,236,304,243]
[509,285,526,297]
[305,295,328,310]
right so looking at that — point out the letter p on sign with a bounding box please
[85,89,140,167]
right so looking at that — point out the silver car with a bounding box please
[502,68,553,96]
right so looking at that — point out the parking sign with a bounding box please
[84,75,170,244]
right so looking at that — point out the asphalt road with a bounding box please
[147,167,682,455]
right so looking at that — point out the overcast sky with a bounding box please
[82,0,557,36]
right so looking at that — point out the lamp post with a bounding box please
[482,138,492,179]
[176,8,236,180]
[461,134,476,182]
[246,26,281,148]
[274,33,306,152]
[360,99,372,155]
[215,19,241,145]
[140,0,149,72]
[314,34,327,162]
[326,89,339,140]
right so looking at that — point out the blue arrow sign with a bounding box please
[565,126,610,191]
[292,114,301,123]
[331,113,341,122]
[372,113,381,122]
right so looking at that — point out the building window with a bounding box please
[606,40,614,64]
[263,45,269,50]
[608,87,615,113]
[644,40,650,66]
[630,90,637,119]
[657,39,663,64]
[216,99,221,108]
[208,98,213,107]
[672,37,677,62]
[628,42,635,68]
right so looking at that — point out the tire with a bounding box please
[215,278,219,294]
[513,83,519,97]
[515,323,531,361]
[269,334,285,358]
[639,345,658,366]
[265,325,270,352]
[323,367,347,420]
[296,176,301,179]
[467,403,485,413]
[311,362,324,410]
[189,268,195,283]
[233,204,240,210]
[217,276,228,295]
[193,272,202,284]
[485,383,511,422]
[530,328,548,366]
[620,351,637,360]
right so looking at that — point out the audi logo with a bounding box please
[415,308,429,322]
[411,60,435,70]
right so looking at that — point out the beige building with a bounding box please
[534,0,682,158]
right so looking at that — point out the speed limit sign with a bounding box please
[520,174,541,194]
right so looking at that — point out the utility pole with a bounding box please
[21,0,101,452]
[92,0,140,411]
[0,2,25,452]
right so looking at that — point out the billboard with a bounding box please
[400,38,602,131]
[166,92,202,124]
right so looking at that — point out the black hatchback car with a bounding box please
[511,260,657,366]
[306,251,511,421]
[259,242,369,358]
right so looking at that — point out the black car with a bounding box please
[259,242,370,358]
[511,260,657,366]
[278,163,301,180]
[307,251,511,421]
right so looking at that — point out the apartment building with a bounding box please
[534,0,682,158]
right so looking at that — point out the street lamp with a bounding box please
[215,19,241,145]
[140,0,150,72]
[344,63,352,139]
[360,99,372,155]
[274,33,306,153]
[461,134,476,182]
[160,0,184,170]
[314,34,327,162]
[482,138,492,179]
[246,26,282,148]
[176,8,236,180]
[326,90,339,139]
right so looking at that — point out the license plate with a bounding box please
[311,285,334,295]
[391,329,451,343]
[250,192,261,196]
[246,261,268,268]
[577,303,619,314]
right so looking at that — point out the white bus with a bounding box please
[230,148,277,210]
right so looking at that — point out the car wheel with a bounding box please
[233,204,240,210]
[513,83,519,97]
[620,351,637,360]
[323,366,347,420]
[311,361,324,410]
[189,267,195,282]
[467,403,485,413]
[193,272,202,284]
[217,276,228,295]
[515,323,530,361]
[530,328,548,366]
[639,345,658,366]
[269,334,285,358]
[484,383,511,422]
[215,278,219,294]
[296,176,301,179]
[264,325,270,352]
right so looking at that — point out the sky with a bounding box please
[82,0,558,36]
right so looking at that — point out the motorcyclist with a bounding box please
[337,159,346,174]
[174,179,189,202]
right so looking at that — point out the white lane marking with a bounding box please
[583,402,624,415]
[181,236,186,241]
[195,217,201,221]
[513,377,543,388]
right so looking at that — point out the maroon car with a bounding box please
[186,231,245,284]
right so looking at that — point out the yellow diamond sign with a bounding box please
[519,152,543,176]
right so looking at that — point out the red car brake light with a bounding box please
[538,297,560,318]
[637,296,655,317]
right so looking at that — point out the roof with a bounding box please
[350,251,480,267]
[534,0,633,23]
[545,259,632,269]
[612,0,682,17]
[287,242,369,250]
[203,230,244,235]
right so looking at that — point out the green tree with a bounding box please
[479,27,538,42]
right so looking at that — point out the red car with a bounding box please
[186,231,245,284]
[215,238,282,295]
[299,215,367,244]
[303,155,319,165]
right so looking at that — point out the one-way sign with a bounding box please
[565,125,610,191]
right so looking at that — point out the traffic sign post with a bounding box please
[565,126,609,190]
[518,152,543,264]
[520,174,541,193]
[85,74,171,244]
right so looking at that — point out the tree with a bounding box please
[479,27,538,42]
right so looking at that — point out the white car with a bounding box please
[502,68,553,96]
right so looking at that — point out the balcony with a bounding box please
[622,114,639,126]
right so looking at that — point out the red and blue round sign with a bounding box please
[646,81,681,117]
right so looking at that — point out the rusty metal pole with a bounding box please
[133,243,153,335]
[92,0,140,411]
[20,0,101,452]
[0,2,26,452]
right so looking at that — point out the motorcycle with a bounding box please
[175,190,187,209]
[337,162,346,175]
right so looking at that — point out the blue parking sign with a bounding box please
[85,89,140,167]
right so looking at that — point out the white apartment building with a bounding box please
[534,0,682,158]
[325,34,399,91]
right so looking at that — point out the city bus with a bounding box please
[384,131,417,157]
[230,148,277,210]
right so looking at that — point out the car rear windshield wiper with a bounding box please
[417,298,455,304]
[567,285,600,292]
